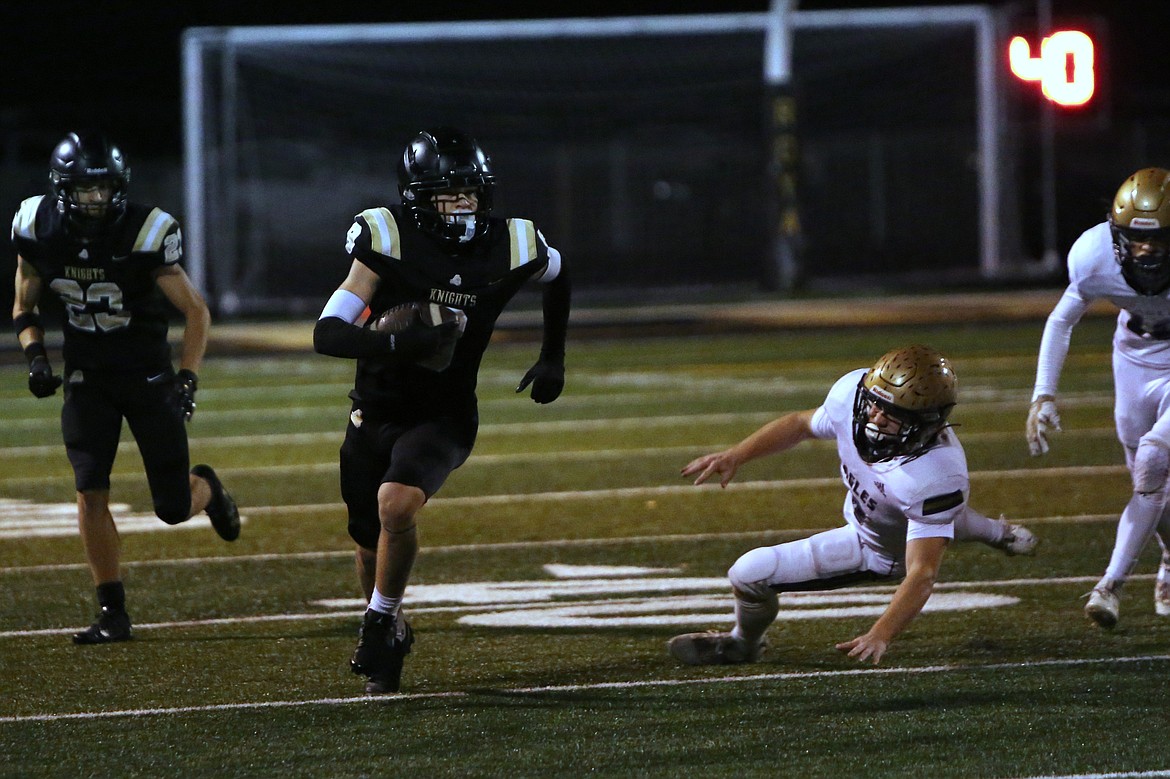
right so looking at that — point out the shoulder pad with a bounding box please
[356,207,402,259]
[506,218,546,269]
[11,196,44,241]
[131,208,179,253]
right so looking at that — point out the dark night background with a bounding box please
[3,0,1167,158]
[2,0,1169,311]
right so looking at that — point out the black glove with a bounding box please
[388,321,460,363]
[174,369,198,421]
[516,356,565,404]
[28,354,63,399]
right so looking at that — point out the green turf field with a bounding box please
[2,317,1168,778]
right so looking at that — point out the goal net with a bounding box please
[183,9,1018,315]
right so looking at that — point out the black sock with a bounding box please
[96,581,126,612]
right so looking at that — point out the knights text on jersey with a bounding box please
[11,195,182,373]
[343,204,553,414]
[810,370,966,565]
[1066,221,1170,366]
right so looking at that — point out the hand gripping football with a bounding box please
[369,302,467,371]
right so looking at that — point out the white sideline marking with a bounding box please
[0,513,1120,575]
[0,654,1165,725]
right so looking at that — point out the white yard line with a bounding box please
[0,513,1120,575]
[0,654,1165,725]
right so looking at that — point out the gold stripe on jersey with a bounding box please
[508,219,539,270]
[132,208,177,253]
[11,196,43,241]
[360,207,402,259]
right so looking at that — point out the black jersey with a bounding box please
[345,204,554,417]
[11,195,182,373]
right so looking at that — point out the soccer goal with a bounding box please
[182,6,1017,315]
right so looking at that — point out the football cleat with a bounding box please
[1156,552,1170,617]
[192,464,240,542]
[72,607,132,645]
[1084,583,1120,629]
[351,609,415,694]
[995,518,1039,557]
[667,631,764,666]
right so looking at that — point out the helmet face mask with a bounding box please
[397,127,495,247]
[49,132,130,242]
[851,345,957,463]
[1110,168,1170,295]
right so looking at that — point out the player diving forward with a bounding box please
[669,345,1037,666]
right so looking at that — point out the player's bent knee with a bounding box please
[155,502,191,526]
[729,547,782,600]
[348,519,379,551]
[1134,437,1170,498]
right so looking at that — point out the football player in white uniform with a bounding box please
[669,345,1036,666]
[1027,167,1170,628]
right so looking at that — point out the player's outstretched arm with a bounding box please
[835,535,948,664]
[681,409,817,488]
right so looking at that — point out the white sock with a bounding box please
[730,592,778,646]
[952,507,1004,546]
[369,587,401,618]
[1103,492,1163,583]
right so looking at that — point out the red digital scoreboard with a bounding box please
[1008,30,1095,108]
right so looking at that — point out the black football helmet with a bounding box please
[1110,168,1170,296]
[397,127,495,246]
[48,131,130,241]
[852,345,957,463]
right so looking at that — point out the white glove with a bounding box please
[1026,395,1062,456]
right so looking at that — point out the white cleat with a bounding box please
[1156,553,1170,618]
[667,631,764,666]
[996,518,1038,557]
[1085,584,1120,629]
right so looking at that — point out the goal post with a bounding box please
[182,7,1017,315]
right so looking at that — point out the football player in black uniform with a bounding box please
[11,132,241,644]
[314,127,571,693]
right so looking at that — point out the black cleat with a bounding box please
[72,607,133,645]
[364,621,414,694]
[192,464,240,541]
[351,610,414,694]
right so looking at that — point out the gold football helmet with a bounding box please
[852,345,957,463]
[1110,167,1170,295]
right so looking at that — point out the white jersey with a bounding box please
[808,370,965,573]
[1033,222,1170,399]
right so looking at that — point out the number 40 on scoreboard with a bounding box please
[1008,30,1095,107]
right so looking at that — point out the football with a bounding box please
[368,302,467,371]
[368,302,423,334]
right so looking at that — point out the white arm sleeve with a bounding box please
[1032,287,1090,400]
[534,245,562,283]
[318,289,368,324]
